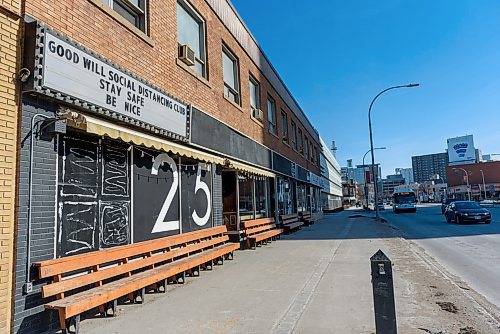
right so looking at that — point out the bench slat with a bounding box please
[284,222,303,230]
[246,224,274,236]
[242,218,275,228]
[35,226,227,278]
[249,229,283,243]
[46,243,240,318]
[42,235,229,298]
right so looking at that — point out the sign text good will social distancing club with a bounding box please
[42,31,188,138]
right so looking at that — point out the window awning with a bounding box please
[61,111,275,177]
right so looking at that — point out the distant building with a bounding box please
[482,154,500,162]
[320,137,342,210]
[446,161,500,200]
[382,174,405,199]
[412,153,449,183]
[395,168,414,184]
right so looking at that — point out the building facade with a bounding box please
[446,161,500,200]
[319,137,342,211]
[382,174,405,199]
[395,167,414,184]
[0,0,22,332]
[10,1,325,332]
[412,152,449,183]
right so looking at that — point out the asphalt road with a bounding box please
[381,204,500,308]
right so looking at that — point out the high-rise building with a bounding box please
[412,153,449,183]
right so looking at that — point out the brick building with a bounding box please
[0,0,22,332]
[6,0,329,332]
[446,161,500,200]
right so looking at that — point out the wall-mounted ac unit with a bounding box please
[179,44,195,66]
[252,108,263,122]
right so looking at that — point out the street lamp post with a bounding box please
[368,84,419,220]
[453,168,470,201]
[480,169,487,200]
[363,147,386,209]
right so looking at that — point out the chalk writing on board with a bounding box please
[100,201,129,247]
[58,201,98,256]
[60,138,98,198]
[102,145,129,197]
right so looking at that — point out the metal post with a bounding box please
[371,249,397,334]
[480,170,486,200]
[367,84,419,220]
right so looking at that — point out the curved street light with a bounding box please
[362,147,386,208]
[369,84,420,220]
[452,167,471,201]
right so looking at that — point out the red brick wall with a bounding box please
[446,161,500,187]
[24,0,321,174]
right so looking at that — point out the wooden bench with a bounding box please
[300,211,323,225]
[300,211,314,225]
[242,218,283,249]
[33,226,239,334]
[280,213,303,233]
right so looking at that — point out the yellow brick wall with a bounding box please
[0,1,21,333]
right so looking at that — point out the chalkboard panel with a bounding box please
[181,158,212,233]
[59,137,99,199]
[133,148,180,242]
[102,144,129,197]
[100,201,129,247]
[58,201,98,256]
[58,135,132,257]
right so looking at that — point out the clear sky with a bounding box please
[230,0,500,176]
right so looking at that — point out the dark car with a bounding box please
[441,198,459,214]
[444,201,491,224]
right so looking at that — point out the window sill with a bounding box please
[176,59,211,89]
[223,94,243,112]
[250,115,264,128]
[268,130,280,139]
[88,0,155,47]
[283,140,290,148]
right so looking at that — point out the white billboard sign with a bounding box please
[42,31,188,138]
[447,135,475,164]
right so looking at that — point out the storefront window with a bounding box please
[255,178,268,218]
[238,175,254,220]
[277,177,294,215]
[297,183,307,212]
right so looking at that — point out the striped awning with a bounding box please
[61,110,275,177]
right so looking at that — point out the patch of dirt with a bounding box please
[434,292,445,297]
[458,327,478,334]
[436,301,458,313]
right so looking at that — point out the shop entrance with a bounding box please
[222,171,238,233]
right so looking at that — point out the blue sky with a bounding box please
[231,0,500,176]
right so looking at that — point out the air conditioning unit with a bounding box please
[179,44,195,66]
[252,108,264,122]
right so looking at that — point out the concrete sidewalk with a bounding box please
[81,212,500,334]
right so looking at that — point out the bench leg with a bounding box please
[135,288,146,304]
[74,314,80,334]
[176,272,185,284]
[229,251,234,260]
[160,278,168,293]
[58,311,67,333]
[111,299,117,316]
[194,265,200,277]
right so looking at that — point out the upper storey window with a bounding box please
[177,1,207,77]
[102,0,147,32]
[222,45,240,104]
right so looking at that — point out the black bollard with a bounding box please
[370,249,397,334]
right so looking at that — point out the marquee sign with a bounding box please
[24,24,189,140]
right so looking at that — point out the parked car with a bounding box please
[377,203,385,210]
[444,201,491,224]
[441,198,459,214]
